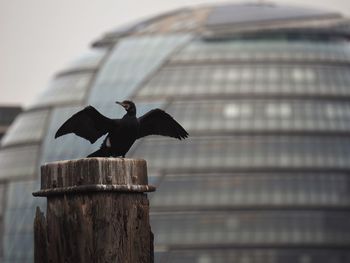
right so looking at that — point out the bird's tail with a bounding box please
[87,147,110,158]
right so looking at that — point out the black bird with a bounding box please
[55,100,188,157]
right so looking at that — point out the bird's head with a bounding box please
[116,100,136,115]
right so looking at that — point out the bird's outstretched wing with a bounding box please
[138,109,188,140]
[55,106,118,143]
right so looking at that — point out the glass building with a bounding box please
[1,2,350,262]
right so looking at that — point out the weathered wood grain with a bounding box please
[34,158,154,263]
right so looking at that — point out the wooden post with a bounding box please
[33,158,155,263]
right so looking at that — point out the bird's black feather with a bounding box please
[55,106,118,144]
[137,109,189,140]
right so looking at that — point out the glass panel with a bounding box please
[131,136,350,170]
[88,34,192,110]
[151,173,350,208]
[5,180,43,212]
[171,40,350,63]
[136,64,350,98]
[151,211,350,245]
[165,249,350,263]
[0,184,5,216]
[3,180,44,263]
[29,72,93,108]
[0,145,40,180]
[206,4,334,28]
[165,100,350,133]
[3,233,34,263]
[62,48,107,72]
[1,109,50,147]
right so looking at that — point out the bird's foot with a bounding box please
[111,155,125,158]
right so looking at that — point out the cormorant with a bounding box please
[55,100,189,157]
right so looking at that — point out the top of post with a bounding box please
[33,158,155,197]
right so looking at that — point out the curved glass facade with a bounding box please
[1,2,350,262]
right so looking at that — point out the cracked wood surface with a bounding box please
[34,158,154,263]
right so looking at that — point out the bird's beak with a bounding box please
[115,101,125,108]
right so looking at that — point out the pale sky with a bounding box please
[1,0,350,106]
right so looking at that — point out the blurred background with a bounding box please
[1,0,350,262]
